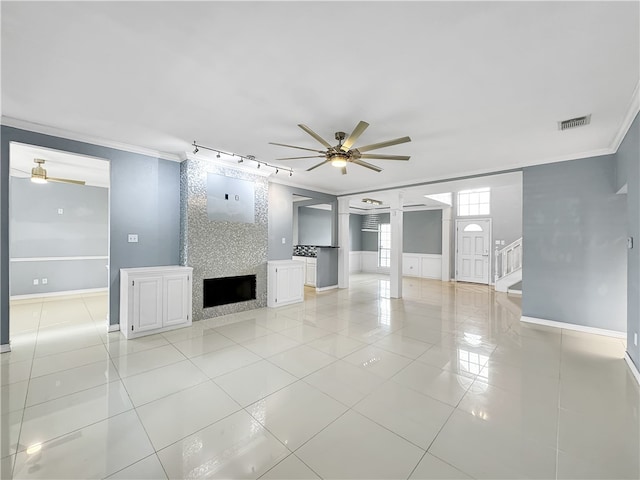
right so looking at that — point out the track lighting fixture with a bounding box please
[191,141,293,176]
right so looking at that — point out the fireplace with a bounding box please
[203,274,257,308]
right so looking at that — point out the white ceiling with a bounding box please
[2,1,638,196]
[10,143,110,188]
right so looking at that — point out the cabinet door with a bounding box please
[289,264,304,300]
[306,263,317,287]
[163,274,190,327]
[132,276,163,333]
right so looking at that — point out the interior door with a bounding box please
[456,219,491,284]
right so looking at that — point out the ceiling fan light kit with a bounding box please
[270,121,411,175]
[29,158,86,185]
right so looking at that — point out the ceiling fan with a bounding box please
[28,159,86,185]
[270,121,411,175]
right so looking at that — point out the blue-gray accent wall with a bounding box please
[10,178,108,295]
[268,183,337,261]
[403,210,443,254]
[522,154,627,332]
[298,207,332,246]
[349,213,362,251]
[0,126,180,345]
[615,113,639,368]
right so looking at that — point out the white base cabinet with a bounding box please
[268,260,304,307]
[293,256,317,287]
[120,266,193,339]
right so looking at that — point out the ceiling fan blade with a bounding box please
[341,166,347,175]
[352,159,382,173]
[340,121,369,152]
[269,142,325,154]
[356,136,411,153]
[276,155,326,160]
[47,177,86,185]
[306,159,331,171]
[298,124,333,149]
[359,154,411,161]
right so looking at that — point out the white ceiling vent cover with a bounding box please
[558,114,591,131]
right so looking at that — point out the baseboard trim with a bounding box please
[316,285,338,292]
[520,315,626,339]
[11,287,108,301]
[107,324,120,333]
[1,343,11,354]
[624,353,640,386]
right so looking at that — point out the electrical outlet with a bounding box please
[42,278,48,285]
[57,208,64,215]
[128,234,139,243]
[33,279,39,286]
[281,237,286,244]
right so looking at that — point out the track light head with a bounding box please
[257,163,261,169]
[276,169,279,174]
[238,158,243,163]
[193,147,199,154]
[216,153,221,158]
[289,171,292,177]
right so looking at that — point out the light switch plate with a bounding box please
[281,237,286,244]
[57,208,64,215]
[42,278,48,285]
[628,237,634,249]
[128,234,139,243]
[33,279,39,286]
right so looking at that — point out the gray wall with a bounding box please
[615,113,639,368]
[522,155,627,332]
[268,183,337,261]
[1,126,180,345]
[349,213,362,251]
[356,211,444,255]
[298,207,332,246]
[403,210,442,254]
[10,178,108,295]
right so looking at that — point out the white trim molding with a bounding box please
[316,285,338,292]
[1,343,11,354]
[107,323,120,333]
[611,81,640,152]
[2,116,181,162]
[520,315,626,339]
[10,287,108,301]
[624,353,640,386]
[10,256,108,263]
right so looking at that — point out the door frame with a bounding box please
[455,218,492,285]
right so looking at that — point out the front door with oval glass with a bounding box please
[456,219,491,284]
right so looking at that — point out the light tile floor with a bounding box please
[1,275,638,479]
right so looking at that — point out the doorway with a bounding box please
[8,143,110,343]
[455,218,491,284]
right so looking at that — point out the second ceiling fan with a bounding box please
[270,121,411,175]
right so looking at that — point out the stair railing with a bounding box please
[494,237,522,284]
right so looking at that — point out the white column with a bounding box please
[337,197,350,289]
[292,205,299,246]
[441,207,452,282]
[390,192,403,298]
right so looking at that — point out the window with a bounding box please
[458,188,490,216]
[378,223,391,267]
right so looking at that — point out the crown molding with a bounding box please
[610,81,640,153]
[337,146,614,197]
[1,116,181,162]
[267,175,337,195]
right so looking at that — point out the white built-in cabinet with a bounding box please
[120,266,193,339]
[293,256,317,287]
[267,260,304,307]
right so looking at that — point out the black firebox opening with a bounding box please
[203,275,256,308]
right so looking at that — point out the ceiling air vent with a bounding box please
[558,114,591,131]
